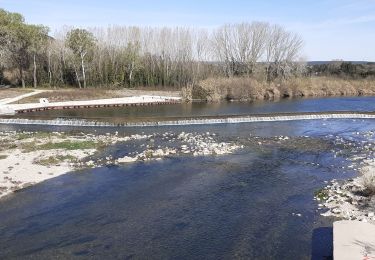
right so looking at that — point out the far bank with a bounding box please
[185,76,375,102]
[2,76,375,106]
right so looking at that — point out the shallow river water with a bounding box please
[0,97,375,259]
[11,96,375,121]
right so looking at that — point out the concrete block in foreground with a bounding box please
[0,105,15,115]
[334,220,375,260]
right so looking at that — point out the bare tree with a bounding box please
[0,8,305,89]
[265,25,303,80]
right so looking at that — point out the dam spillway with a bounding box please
[1,111,375,128]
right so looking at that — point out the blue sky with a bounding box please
[1,0,375,61]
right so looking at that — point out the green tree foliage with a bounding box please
[66,29,96,88]
[0,8,49,87]
[28,25,49,88]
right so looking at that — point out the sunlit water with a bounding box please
[0,97,375,259]
[10,96,375,121]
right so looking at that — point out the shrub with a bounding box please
[361,166,375,196]
[195,76,375,102]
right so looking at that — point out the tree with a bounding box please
[1,7,305,89]
[0,9,49,88]
[0,9,29,87]
[265,25,303,81]
[27,25,49,88]
[66,28,96,88]
[122,42,141,87]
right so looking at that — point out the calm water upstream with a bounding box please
[0,97,375,259]
[11,96,375,122]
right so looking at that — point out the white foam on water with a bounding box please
[1,113,375,128]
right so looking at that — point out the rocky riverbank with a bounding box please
[316,174,375,223]
[316,130,375,223]
[0,130,242,199]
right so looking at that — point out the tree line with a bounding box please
[0,8,305,89]
[308,61,375,79]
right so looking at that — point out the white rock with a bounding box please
[117,156,137,163]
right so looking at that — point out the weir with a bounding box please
[1,111,375,128]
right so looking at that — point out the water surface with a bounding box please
[10,96,375,121]
[0,97,375,259]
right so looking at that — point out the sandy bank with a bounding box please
[0,131,150,199]
[0,148,95,198]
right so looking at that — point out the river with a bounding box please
[0,97,374,259]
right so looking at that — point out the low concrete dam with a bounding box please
[1,111,375,127]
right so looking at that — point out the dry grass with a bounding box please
[0,139,17,152]
[361,167,375,196]
[193,76,375,102]
[196,77,278,101]
[15,89,124,103]
[0,88,33,100]
[12,88,180,103]
[285,77,375,97]
[33,155,77,166]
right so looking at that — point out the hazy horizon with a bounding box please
[1,0,375,61]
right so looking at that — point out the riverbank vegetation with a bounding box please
[191,76,375,102]
[1,8,374,101]
[362,166,375,196]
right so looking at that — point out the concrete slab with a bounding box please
[334,220,375,260]
[0,95,181,115]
